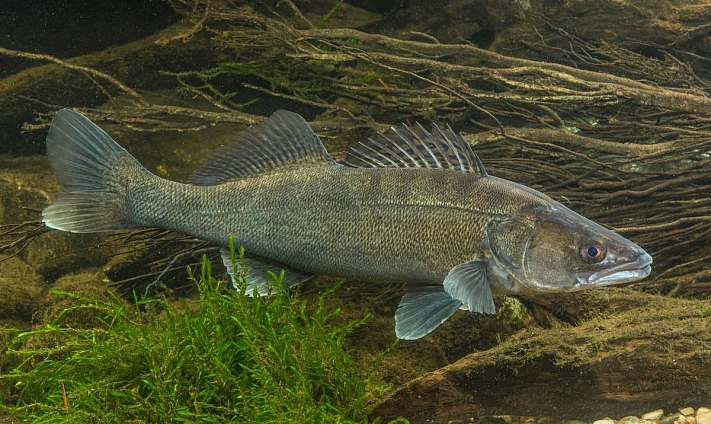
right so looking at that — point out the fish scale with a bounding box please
[137,167,487,280]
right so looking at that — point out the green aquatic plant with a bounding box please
[0,240,384,423]
[317,0,345,29]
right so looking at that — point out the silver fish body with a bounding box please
[42,109,652,339]
[131,167,541,284]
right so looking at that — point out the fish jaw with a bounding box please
[576,251,653,288]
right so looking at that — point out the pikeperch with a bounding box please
[42,109,652,339]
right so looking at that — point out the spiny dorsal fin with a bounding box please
[189,110,338,185]
[344,122,487,176]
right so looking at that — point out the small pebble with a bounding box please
[619,416,649,424]
[642,409,665,421]
[681,408,696,417]
[473,406,711,424]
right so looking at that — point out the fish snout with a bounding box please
[582,250,653,287]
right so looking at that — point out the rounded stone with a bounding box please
[39,269,119,328]
[680,408,696,417]
[642,409,665,421]
[661,413,682,424]
[619,416,648,424]
[696,409,711,424]
[0,257,46,322]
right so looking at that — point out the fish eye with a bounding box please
[580,243,607,263]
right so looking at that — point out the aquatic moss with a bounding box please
[1,243,383,423]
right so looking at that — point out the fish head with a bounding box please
[486,203,652,293]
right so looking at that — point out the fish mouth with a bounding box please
[579,252,653,287]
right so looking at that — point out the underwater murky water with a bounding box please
[1,1,710,422]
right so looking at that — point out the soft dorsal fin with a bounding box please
[189,110,339,185]
[344,122,487,176]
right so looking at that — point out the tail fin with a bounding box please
[42,109,146,233]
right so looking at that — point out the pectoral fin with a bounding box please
[220,249,312,296]
[395,287,463,340]
[443,259,496,315]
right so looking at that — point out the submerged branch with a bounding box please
[0,220,49,262]
[0,47,148,105]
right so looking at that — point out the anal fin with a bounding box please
[220,249,312,296]
[395,287,463,340]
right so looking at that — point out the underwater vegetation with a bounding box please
[0,244,389,423]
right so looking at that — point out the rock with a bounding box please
[681,408,696,417]
[593,419,615,424]
[661,413,681,424]
[0,257,46,321]
[619,416,648,424]
[22,230,109,281]
[39,269,123,328]
[696,409,711,424]
[642,409,664,421]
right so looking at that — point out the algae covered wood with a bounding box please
[372,289,711,422]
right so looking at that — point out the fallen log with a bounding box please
[372,289,711,422]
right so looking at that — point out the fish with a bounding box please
[42,109,653,340]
